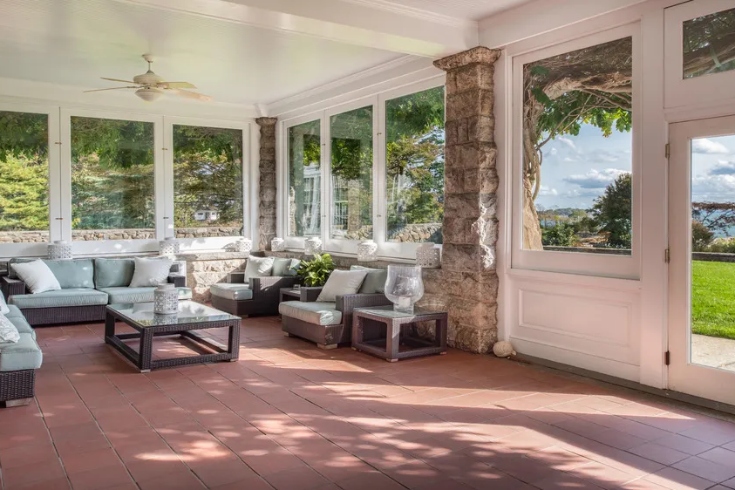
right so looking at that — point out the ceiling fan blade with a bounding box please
[159,81,196,89]
[84,86,139,93]
[170,88,212,102]
[101,77,139,84]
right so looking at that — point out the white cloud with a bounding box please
[709,160,735,175]
[564,168,629,189]
[556,136,577,151]
[692,174,735,201]
[693,138,730,155]
[539,185,558,196]
[549,147,558,156]
[563,157,577,162]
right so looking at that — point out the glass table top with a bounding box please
[355,305,447,319]
[108,301,240,327]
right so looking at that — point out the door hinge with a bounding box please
[665,143,670,159]
[665,350,671,365]
[665,248,670,263]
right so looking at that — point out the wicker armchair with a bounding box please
[210,272,298,316]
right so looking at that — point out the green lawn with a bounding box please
[692,260,735,340]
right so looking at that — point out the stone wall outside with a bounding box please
[0,227,242,244]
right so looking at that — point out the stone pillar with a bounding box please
[256,117,278,251]
[434,47,501,354]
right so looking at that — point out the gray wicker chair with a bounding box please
[280,289,392,349]
[210,273,298,316]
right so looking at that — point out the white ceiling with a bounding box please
[0,0,404,106]
[354,0,534,21]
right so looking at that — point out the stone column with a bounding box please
[434,47,501,354]
[256,117,278,251]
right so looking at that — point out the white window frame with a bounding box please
[281,112,324,251]
[61,109,164,255]
[510,23,642,280]
[164,116,252,252]
[0,101,61,258]
[664,0,735,111]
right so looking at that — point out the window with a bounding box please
[385,86,445,243]
[329,106,373,240]
[287,120,321,237]
[0,111,49,244]
[71,117,155,241]
[683,7,735,79]
[173,125,243,238]
[522,37,633,255]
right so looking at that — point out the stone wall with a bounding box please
[256,118,278,251]
[0,227,242,244]
[340,223,443,243]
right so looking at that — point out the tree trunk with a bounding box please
[523,177,543,250]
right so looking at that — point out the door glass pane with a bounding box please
[683,7,735,79]
[385,87,445,243]
[690,133,735,370]
[522,37,633,255]
[0,111,49,244]
[288,120,321,237]
[330,106,373,240]
[173,125,243,238]
[71,117,154,241]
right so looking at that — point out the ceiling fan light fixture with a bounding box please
[135,87,163,102]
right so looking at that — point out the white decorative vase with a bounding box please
[305,237,322,255]
[416,243,441,268]
[154,283,179,315]
[235,238,253,253]
[48,240,72,260]
[159,237,180,256]
[271,237,285,252]
[384,265,424,314]
[357,240,378,262]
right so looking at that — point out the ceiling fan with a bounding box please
[85,54,212,102]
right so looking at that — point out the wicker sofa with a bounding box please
[1,258,187,326]
[1,301,42,407]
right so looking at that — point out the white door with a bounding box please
[668,116,735,405]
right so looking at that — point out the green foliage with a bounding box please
[692,220,715,251]
[297,253,335,287]
[541,222,577,247]
[0,111,48,163]
[0,154,49,231]
[692,260,735,340]
[590,173,632,248]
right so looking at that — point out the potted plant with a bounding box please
[297,253,334,286]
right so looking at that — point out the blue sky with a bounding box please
[691,134,735,203]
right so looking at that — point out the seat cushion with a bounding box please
[99,287,192,304]
[210,283,253,301]
[351,265,387,294]
[9,289,109,309]
[94,258,135,288]
[279,301,342,326]
[0,333,43,371]
[45,259,95,289]
[6,313,36,340]
[316,270,367,302]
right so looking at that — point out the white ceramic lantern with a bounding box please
[357,239,378,262]
[271,237,286,252]
[47,240,73,260]
[305,236,322,255]
[235,238,253,253]
[416,243,441,268]
[159,237,180,256]
[154,283,179,315]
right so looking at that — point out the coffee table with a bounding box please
[352,306,448,362]
[105,301,241,372]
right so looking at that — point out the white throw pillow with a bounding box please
[316,270,368,302]
[244,256,275,280]
[0,314,20,343]
[129,257,174,287]
[0,291,8,315]
[11,260,62,294]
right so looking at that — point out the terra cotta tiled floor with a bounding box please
[2,316,735,490]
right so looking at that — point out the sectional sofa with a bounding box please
[0,299,42,407]
[1,258,188,326]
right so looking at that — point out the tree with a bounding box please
[542,222,577,247]
[692,220,714,251]
[590,173,632,248]
[692,201,735,237]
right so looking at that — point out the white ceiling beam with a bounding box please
[110,0,478,57]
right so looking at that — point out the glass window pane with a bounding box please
[71,117,154,241]
[522,37,633,255]
[287,120,321,237]
[0,111,49,244]
[173,125,243,238]
[385,87,445,243]
[330,106,373,240]
[683,7,735,79]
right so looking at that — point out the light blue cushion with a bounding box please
[7,314,35,340]
[350,266,387,294]
[210,283,253,301]
[245,256,274,280]
[272,258,300,277]
[4,305,24,320]
[45,259,95,289]
[94,258,135,288]
[9,289,109,309]
[99,287,192,304]
[0,333,43,371]
[278,301,342,326]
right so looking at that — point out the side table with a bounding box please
[352,306,448,362]
[279,287,323,304]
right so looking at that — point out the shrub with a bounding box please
[542,222,577,247]
[297,253,335,286]
[692,220,714,251]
